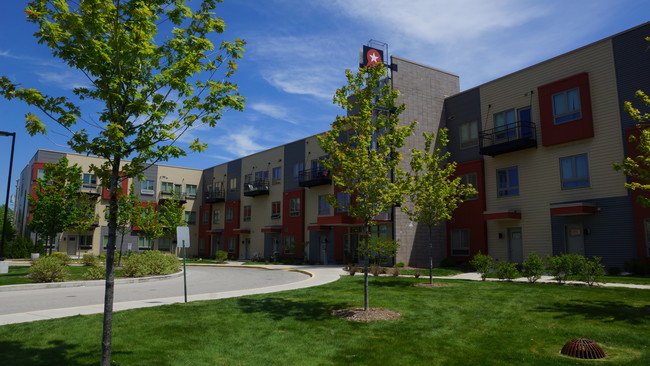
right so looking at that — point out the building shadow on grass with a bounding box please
[0,339,132,366]
[236,297,353,321]
[534,300,650,325]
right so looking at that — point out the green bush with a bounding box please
[49,252,72,266]
[413,269,422,278]
[5,236,33,259]
[29,256,68,282]
[470,252,494,281]
[522,252,545,283]
[82,253,100,266]
[495,260,519,281]
[122,251,180,277]
[547,253,589,284]
[83,265,105,280]
[389,267,400,277]
[393,262,405,268]
[215,250,228,263]
[579,256,605,286]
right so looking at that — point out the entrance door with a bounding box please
[210,234,221,256]
[319,234,328,265]
[566,224,585,255]
[242,238,251,260]
[66,236,77,256]
[508,228,523,263]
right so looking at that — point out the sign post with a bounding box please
[176,226,190,303]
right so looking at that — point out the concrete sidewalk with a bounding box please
[0,263,347,326]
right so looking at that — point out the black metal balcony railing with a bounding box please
[243,178,270,197]
[158,191,187,204]
[479,121,537,157]
[204,188,225,203]
[298,168,332,188]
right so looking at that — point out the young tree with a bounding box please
[319,64,416,311]
[29,156,84,255]
[402,128,477,284]
[158,193,188,253]
[0,205,16,247]
[0,2,245,364]
[114,184,140,266]
[132,201,163,249]
[68,192,100,257]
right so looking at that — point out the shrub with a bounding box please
[83,265,105,280]
[579,256,605,286]
[393,262,405,268]
[50,252,72,266]
[370,264,382,276]
[347,266,357,276]
[5,236,32,259]
[215,250,228,263]
[547,253,586,284]
[122,251,180,277]
[522,252,545,283]
[439,258,456,268]
[389,267,400,277]
[495,260,519,281]
[82,253,100,266]
[413,269,422,278]
[470,252,494,281]
[29,256,68,282]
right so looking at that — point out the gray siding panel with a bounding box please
[444,88,483,163]
[226,159,241,201]
[283,139,305,192]
[135,165,158,202]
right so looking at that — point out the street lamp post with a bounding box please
[0,131,16,262]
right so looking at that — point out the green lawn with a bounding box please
[0,276,648,365]
[0,266,124,286]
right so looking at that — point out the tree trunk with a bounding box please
[428,225,433,284]
[101,157,121,366]
[363,222,370,311]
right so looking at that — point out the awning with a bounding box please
[483,210,521,221]
[550,202,597,216]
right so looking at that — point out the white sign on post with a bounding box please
[176,226,190,248]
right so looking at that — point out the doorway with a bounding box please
[319,234,328,265]
[565,224,585,255]
[508,227,523,263]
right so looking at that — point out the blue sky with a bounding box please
[0,0,648,204]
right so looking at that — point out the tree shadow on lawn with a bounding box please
[0,339,130,366]
[236,297,354,321]
[534,300,650,325]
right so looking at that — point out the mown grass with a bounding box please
[0,266,124,286]
[0,276,648,365]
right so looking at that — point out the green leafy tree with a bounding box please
[132,201,163,249]
[0,204,16,247]
[114,184,140,266]
[318,64,416,311]
[158,193,188,252]
[0,1,244,364]
[28,157,83,255]
[68,191,99,256]
[402,129,477,284]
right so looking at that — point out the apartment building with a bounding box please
[14,23,650,267]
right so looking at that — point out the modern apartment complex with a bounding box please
[13,23,650,268]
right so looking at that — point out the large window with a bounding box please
[141,180,155,195]
[243,205,252,222]
[185,211,196,225]
[560,154,589,189]
[271,201,281,219]
[229,177,237,192]
[138,237,152,250]
[289,198,300,217]
[228,237,236,253]
[318,195,331,215]
[82,174,97,188]
[213,209,220,224]
[185,184,197,198]
[460,173,478,200]
[272,167,282,184]
[79,235,93,250]
[494,109,515,139]
[553,88,581,124]
[459,120,478,149]
[293,162,304,181]
[161,182,174,194]
[284,236,295,254]
[158,237,171,251]
[497,167,519,197]
[202,210,210,225]
[225,207,233,222]
[336,192,350,213]
[451,229,470,256]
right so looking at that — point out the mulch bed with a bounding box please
[332,307,401,322]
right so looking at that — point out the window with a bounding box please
[451,229,470,256]
[272,167,282,184]
[459,120,478,149]
[243,205,251,222]
[284,236,295,254]
[229,177,237,192]
[82,174,97,188]
[141,180,155,195]
[293,162,304,181]
[213,209,220,224]
[255,170,269,180]
[271,201,281,219]
[460,173,478,200]
[553,88,581,124]
[560,154,589,189]
[289,198,300,217]
[244,174,252,184]
[103,235,109,250]
[161,182,174,194]
[336,192,349,213]
[138,237,152,250]
[228,237,236,252]
[494,109,515,139]
[318,195,331,215]
[185,184,197,198]
[79,235,93,249]
[185,211,196,225]
[226,207,233,222]
[158,237,171,251]
[497,167,519,197]
[37,168,45,180]
[202,210,210,225]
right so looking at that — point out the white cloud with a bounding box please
[35,70,90,90]
[210,125,268,157]
[250,102,298,125]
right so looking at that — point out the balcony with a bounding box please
[80,184,101,196]
[479,121,537,157]
[298,168,332,188]
[243,178,269,197]
[204,188,225,203]
[158,191,187,204]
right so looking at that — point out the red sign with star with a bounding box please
[360,46,384,67]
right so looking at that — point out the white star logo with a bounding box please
[369,51,379,63]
